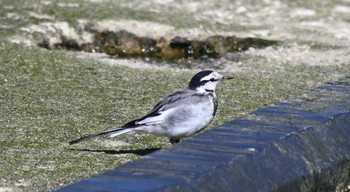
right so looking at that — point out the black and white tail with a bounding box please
[69,128,133,145]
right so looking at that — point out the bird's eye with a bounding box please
[210,78,216,82]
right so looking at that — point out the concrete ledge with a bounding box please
[58,78,350,192]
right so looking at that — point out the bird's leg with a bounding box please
[170,138,180,144]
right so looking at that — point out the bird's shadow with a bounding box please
[68,147,161,156]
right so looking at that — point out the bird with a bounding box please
[69,70,233,145]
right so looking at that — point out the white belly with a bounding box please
[145,98,215,138]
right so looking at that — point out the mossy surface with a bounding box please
[1,42,347,191]
[0,0,350,191]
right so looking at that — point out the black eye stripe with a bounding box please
[201,79,217,83]
[202,78,217,83]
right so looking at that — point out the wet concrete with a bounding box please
[56,78,350,191]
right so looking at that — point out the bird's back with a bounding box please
[124,89,217,139]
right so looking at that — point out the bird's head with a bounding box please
[188,70,233,93]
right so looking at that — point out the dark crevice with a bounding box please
[39,29,281,61]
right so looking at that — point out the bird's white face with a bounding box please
[188,70,233,93]
[196,71,223,93]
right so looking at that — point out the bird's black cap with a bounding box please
[188,70,214,90]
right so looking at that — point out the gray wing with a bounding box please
[149,89,207,114]
[123,89,208,128]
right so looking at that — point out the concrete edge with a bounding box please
[57,77,350,192]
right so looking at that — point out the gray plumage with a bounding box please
[69,70,233,145]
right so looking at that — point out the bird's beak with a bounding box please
[222,76,234,80]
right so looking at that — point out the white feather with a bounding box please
[109,129,135,138]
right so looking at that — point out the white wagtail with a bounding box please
[69,70,233,145]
